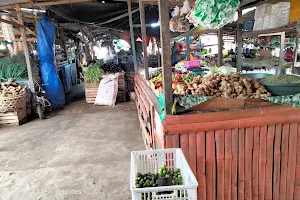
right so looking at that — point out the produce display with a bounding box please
[0,52,28,82]
[135,165,184,199]
[101,61,124,73]
[260,75,300,84]
[0,79,26,97]
[84,63,104,83]
[187,0,239,29]
[174,73,271,98]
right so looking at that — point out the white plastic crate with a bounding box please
[130,148,198,200]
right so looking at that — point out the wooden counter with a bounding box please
[135,75,300,199]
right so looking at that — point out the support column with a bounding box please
[218,28,223,67]
[158,0,172,114]
[16,4,35,93]
[236,8,243,72]
[186,32,190,61]
[293,33,299,72]
[127,0,138,74]
[139,1,149,80]
[157,39,161,67]
[279,32,285,67]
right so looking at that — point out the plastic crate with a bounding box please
[183,60,201,68]
[130,148,198,200]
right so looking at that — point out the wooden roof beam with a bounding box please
[0,17,22,27]
[10,17,36,36]
[0,0,93,10]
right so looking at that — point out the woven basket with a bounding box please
[0,93,27,113]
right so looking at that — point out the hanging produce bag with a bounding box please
[187,0,239,29]
[177,0,191,32]
[170,6,180,32]
[94,73,119,106]
[37,14,65,108]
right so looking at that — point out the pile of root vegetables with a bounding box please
[173,73,271,98]
[0,79,26,98]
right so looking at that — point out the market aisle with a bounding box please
[0,101,144,200]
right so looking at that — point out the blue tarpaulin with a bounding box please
[37,14,65,108]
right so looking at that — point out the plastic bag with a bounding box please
[94,73,119,106]
[180,0,191,16]
[170,6,180,32]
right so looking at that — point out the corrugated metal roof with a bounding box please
[0,0,29,6]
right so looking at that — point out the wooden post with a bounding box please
[218,28,223,67]
[236,8,243,72]
[279,32,285,67]
[157,39,161,67]
[127,0,138,74]
[158,0,172,114]
[59,27,68,60]
[186,32,190,61]
[293,33,299,72]
[139,1,149,80]
[16,4,35,93]
[80,27,91,63]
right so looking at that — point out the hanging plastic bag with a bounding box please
[178,0,191,32]
[169,6,180,32]
[94,73,119,106]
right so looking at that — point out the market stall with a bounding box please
[132,0,300,199]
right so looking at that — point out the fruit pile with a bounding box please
[101,61,124,73]
[135,165,183,189]
[135,165,185,199]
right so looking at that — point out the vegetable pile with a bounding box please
[135,165,185,199]
[0,79,26,97]
[0,52,28,82]
[135,165,183,189]
[84,63,104,84]
[101,61,124,73]
[173,73,271,98]
[260,75,300,84]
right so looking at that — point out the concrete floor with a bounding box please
[0,94,144,200]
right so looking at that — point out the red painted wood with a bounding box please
[172,134,179,148]
[273,124,282,200]
[294,124,300,199]
[215,129,225,200]
[180,134,189,161]
[197,132,206,200]
[165,106,298,125]
[258,126,267,200]
[279,124,290,200]
[231,128,239,200]
[206,131,216,200]
[238,128,245,200]
[286,123,298,200]
[164,114,300,133]
[245,127,253,200]
[188,133,197,176]
[225,129,232,200]
[265,125,275,200]
[252,126,260,200]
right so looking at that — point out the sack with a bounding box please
[94,73,119,106]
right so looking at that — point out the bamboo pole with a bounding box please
[16,4,35,93]
[158,0,173,114]
[186,32,190,61]
[218,28,223,67]
[139,1,149,80]
[293,33,299,72]
[279,32,285,68]
[127,0,138,74]
[236,8,243,72]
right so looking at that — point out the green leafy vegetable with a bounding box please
[84,63,104,83]
[0,52,28,82]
